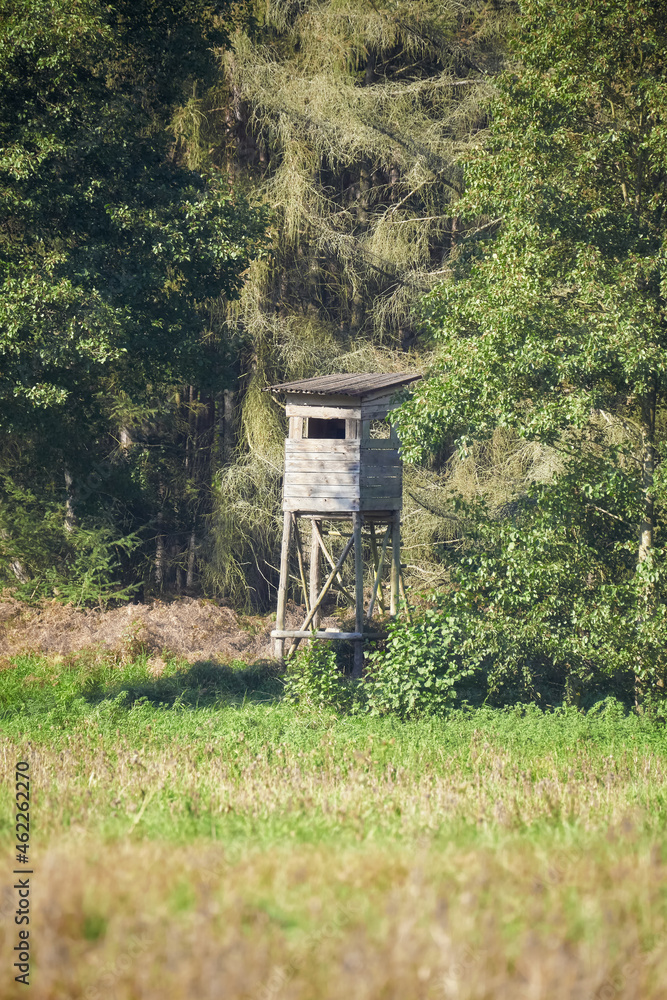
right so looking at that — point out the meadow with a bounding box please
[1,650,667,999]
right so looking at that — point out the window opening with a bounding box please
[369,419,391,439]
[307,417,346,439]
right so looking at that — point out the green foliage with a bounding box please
[399,0,667,454]
[364,610,478,718]
[17,526,141,608]
[0,480,141,606]
[0,0,268,596]
[369,475,667,712]
[391,0,667,701]
[284,640,352,713]
[0,0,267,433]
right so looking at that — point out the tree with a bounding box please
[0,0,267,597]
[395,0,667,701]
[204,0,515,607]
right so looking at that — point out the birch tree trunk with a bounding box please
[636,387,657,707]
[155,510,165,589]
[186,525,196,589]
[638,389,656,567]
[64,469,76,534]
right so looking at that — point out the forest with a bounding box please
[2,3,667,997]
[3,0,667,711]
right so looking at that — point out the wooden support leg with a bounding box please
[293,516,310,615]
[367,523,391,621]
[274,511,292,658]
[353,511,364,679]
[399,565,412,623]
[310,519,321,631]
[390,515,400,618]
[369,523,386,614]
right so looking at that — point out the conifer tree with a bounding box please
[206,0,514,606]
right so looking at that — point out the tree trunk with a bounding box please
[0,529,29,584]
[638,389,656,566]
[636,387,657,709]
[217,388,235,466]
[64,469,76,533]
[155,510,165,589]
[185,385,196,473]
[186,525,196,589]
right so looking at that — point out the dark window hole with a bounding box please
[307,418,346,440]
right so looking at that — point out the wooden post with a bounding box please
[399,566,412,623]
[367,523,391,621]
[310,519,321,631]
[390,515,400,617]
[274,510,292,658]
[369,522,386,614]
[353,511,364,678]
[293,517,310,615]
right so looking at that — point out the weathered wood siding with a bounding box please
[283,439,362,512]
[283,433,403,514]
[281,389,405,513]
[359,437,402,510]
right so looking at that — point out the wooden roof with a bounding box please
[264,372,421,398]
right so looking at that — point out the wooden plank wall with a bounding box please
[281,393,403,513]
[284,439,361,512]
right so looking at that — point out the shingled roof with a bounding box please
[264,372,421,397]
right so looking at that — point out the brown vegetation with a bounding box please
[0,594,291,664]
[1,732,666,998]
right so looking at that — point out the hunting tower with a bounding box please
[265,372,421,674]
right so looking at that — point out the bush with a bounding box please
[363,610,479,719]
[283,640,352,713]
[0,480,140,606]
[363,475,667,714]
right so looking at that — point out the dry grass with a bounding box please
[0,595,276,663]
[1,653,667,998]
[1,732,666,842]
[2,835,666,1000]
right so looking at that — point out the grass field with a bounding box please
[1,650,667,999]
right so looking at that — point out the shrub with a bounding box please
[283,640,352,713]
[363,610,479,719]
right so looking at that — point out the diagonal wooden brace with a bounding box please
[286,534,355,656]
[312,520,355,607]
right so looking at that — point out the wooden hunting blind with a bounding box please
[264,372,421,674]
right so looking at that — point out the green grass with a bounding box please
[2,652,667,847]
[2,653,667,998]
[1,652,664,757]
